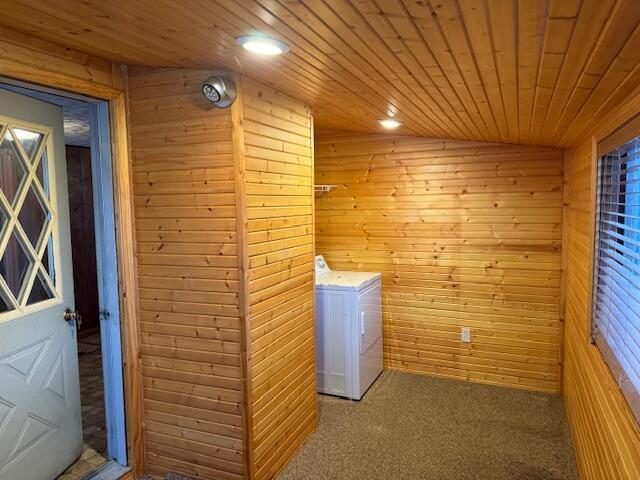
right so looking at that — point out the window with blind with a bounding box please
[593,134,640,424]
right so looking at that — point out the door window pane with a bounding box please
[35,148,49,198]
[26,272,53,306]
[0,131,27,205]
[0,294,10,313]
[40,235,55,286]
[0,119,57,315]
[13,128,42,161]
[0,207,7,239]
[18,186,50,248]
[0,232,31,299]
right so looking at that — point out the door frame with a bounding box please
[0,66,144,478]
[89,101,127,465]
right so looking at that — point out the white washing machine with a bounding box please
[315,255,383,400]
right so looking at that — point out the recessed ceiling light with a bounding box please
[379,118,401,129]
[236,35,290,55]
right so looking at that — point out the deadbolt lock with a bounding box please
[64,309,82,329]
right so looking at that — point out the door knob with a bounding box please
[64,309,82,329]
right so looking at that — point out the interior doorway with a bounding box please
[67,144,108,460]
[0,81,128,479]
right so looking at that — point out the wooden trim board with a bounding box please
[231,74,255,480]
[111,67,146,476]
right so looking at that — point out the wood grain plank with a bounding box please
[128,67,246,479]
[316,130,564,393]
[241,77,316,480]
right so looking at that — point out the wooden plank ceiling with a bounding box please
[4,0,640,146]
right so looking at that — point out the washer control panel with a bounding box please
[315,255,331,275]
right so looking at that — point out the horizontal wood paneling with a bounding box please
[241,78,316,480]
[563,86,640,479]
[2,1,640,146]
[128,67,246,480]
[0,25,119,98]
[315,131,564,393]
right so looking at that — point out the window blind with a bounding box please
[592,136,640,424]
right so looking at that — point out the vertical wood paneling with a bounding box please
[315,131,564,393]
[563,88,640,479]
[241,78,316,480]
[108,66,147,478]
[128,67,245,480]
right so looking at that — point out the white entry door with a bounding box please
[0,89,82,480]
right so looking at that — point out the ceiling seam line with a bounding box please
[482,0,515,147]
[316,0,457,138]
[215,0,412,134]
[395,0,485,141]
[430,0,501,142]
[533,0,584,145]
[355,0,471,139]
[550,0,635,143]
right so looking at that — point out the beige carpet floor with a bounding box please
[277,371,578,480]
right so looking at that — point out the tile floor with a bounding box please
[55,335,109,479]
[78,334,108,456]
[57,444,107,480]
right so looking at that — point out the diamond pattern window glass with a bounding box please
[0,121,58,315]
[35,149,49,198]
[0,293,9,313]
[40,235,55,286]
[0,130,27,206]
[0,233,31,299]
[27,272,53,306]
[13,128,43,161]
[0,207,7,239]
[18,185,49,248]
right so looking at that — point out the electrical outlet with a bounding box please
[461,327,471,343]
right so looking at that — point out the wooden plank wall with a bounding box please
[0,25,120,98]
[128,67,246,480]
[563,87,640,479]
[240,78,316,480]
[315,131,564,393]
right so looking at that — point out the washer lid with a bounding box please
[316,270,381,290]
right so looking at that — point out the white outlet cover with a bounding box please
[461,327,471,343]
